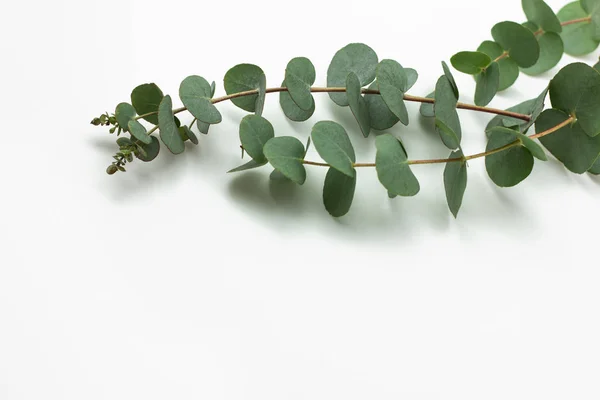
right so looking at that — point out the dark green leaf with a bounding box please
[115,103,136,132]
[224,64,266,112]
[116,137,132,147]
[131,83,164,124]
[475,62,500,106]
[179,75,222,124]
[377,59,409,125]
[450,51,492,74]
[522,0,562,33]
[536,109,600,173]
[279,80,315,122]
[434,76,461,149]
[365,82,399,130]
[485,86,548,135]
[346,72,371,137]
[442,61,459,99]
[179,126,198,145]
[477,41,520,91]
[239,115,275,163]
[488,126,547,160]
[285,57,316,111]
[197,120,210,135]
[491,21,540,67]
[485,127,534,187]
[255,73,267,117]
[549,62,600,136]
[135,136,160,162]
[228,159,267,173]
[323,168,357,217]
[311,121,356,178]
[263,136,307,185]
[581,0,600,40]
[558,2,599,56]
[127,119,152,145]
[419,92,435,118]
[327,43,378,106]
[521,31,564,75]
[158,95,185,155]
[443,150,467,218]
[588,156,600,174]
[375,134,420,197]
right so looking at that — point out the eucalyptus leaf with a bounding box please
[581,0,600,40]
[279,80,315,122]
[158,95,185,155]
[522,0,562,33]
[377,59,409,126]
[521,31,564,75]
[179,126,198,145]
[197,120,211,135]
[239,115,275,163]
[179,75,222,124]
[365,82,399,130]
[323,168,357,217]
[477,41,519,91]
[228,159,267,174]
[450,51,491,74]
[115,103,136,132]
[405,68,419,91]
[255,73,267,117]
[327,43,378,106]
[263,136,307,185]
[434,76,461,150]
[536,109,600,173]
[375,134,420,197]
[131,83,164,124]
[346,72,371,137]
[127,119,152,145]
[311,121,356,178]
[224,64,266,112]
[442,61,459,99]
[588,156,600,174]
[491,21,540,68]
[419,92,435,118]
[485,127,534,187]
[443,150,467,218]
[285,57,316,111]
[475,62,500,106]
[134,136,160,162]
[549,62,600,136]
[558,1,599,56]
[488,126,547,161]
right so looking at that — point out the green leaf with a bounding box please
[375,134,420,197]
[135,136,160,162]
[376,59,409,126]
[588,156,600,174]
[117,137,132,147]
[581,0,600,40]
[228,159,267,173]
[442,61,459,99]
[450,51,491,74]
[522,0,562,33]
[115,103,136,132]
[485,127,534,187]
[488,126,547,161]
[327,43,378,106]
[279,80,315,122]
[179,126,198,145]
[365,82,399,130]
[127,120,152,145]
[239,115,275,163]
[263,136,307,185]
[158,95,185,155]
[131,83,164,124]
[491,21,540,67]
[255,73,267,117]
[197,120,211,135]
[179,75,222,124]
[558,2,599,55]
[536,109,600,173]
[419,92,435,118]
[520,29,564,76]
[224,64,266,112]
[405,68,419,91]
[485,86,548,135]
[434,76,461,149]
[443,150,467,218]
[346,72,371,137]
[595,60,600,72]
[285,57,316,111]
[475,62,500,106]
[477,41,519,91]
[323,168,357,217]
[549,62,600,136]
[311,121,356,178]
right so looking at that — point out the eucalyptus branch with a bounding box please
[93,0,600,218]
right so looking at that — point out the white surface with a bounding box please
[2,0,600,399]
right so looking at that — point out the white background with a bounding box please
[1,0,600,399]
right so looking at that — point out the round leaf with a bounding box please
[443,150,468,218]
[450,51,491,75]
[488,126,547,161]
[311,121,356,178]
[419,92,435,118]
[263,136,307,185]
[131,83,164,125]
[135,136,160,162]
[158,95,185,155]
[521,31,564,76]
[522,0,562,33]
[285,57,316,111]
[224,64,266,112]
[485,128,534,187]
[491,21,540,68]
[588,156,600,174]
[179,75,222,124]
[239,115,275,163]
[581,0,600,40]
[377,59,409,126]
[549,62,600,137]
[536,109,600,173]
[558,2,599,56]
[475,62,500,106]
[477,41,520,91]
[127,119,152,145]
[115,103,136,132]
[323,168,357,217]
[327,43,378,106]
[279,80,315,122]
[405,68,419,92]
[375,134,420,197]
[365,82,399,130]
[346,72,371,138]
